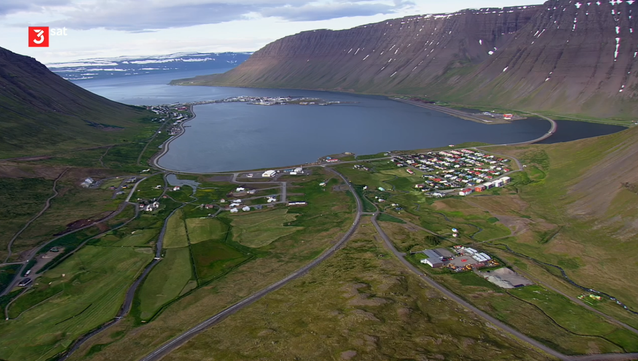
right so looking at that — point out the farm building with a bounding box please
[420,248,454,268]
[81,177,95,188]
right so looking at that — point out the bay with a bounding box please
[74,70,625,173]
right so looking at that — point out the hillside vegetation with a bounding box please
[0,47,155,158]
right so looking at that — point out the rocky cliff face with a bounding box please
[181,0,638,119]
[0,47,149,156]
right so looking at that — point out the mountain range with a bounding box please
[49,52,251,81]
[174,0,638,120]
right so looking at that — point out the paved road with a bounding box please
[3,168,69,263]
[59,202,182,361]
[369,213,638,361]
[139,168,363,361]
[0,197,139,298]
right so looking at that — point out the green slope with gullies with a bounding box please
[486,123,638,315]
[0,47,154,158]
[174,0,638,121]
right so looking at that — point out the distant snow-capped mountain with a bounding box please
[48,52,252,81]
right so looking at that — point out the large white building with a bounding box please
[262,170,276,178]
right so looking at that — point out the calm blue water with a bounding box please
[74,70,626,172]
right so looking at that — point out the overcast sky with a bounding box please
[0,0,543,64]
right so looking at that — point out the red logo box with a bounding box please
[29,26,49,47]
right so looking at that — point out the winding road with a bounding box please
[368,213,638,361]
[138,168,363,361]
[138,167,638,361]
[3,168,69,263]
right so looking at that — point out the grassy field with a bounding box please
[0,265,21,294]
[230,209,303,248]
[134,173,165,200]
[0,177,54,260]
[163,209,188,248]
[136,247,192,320]
[191,239,250,283]
[160,219,552,361]
[377,213,405,224]
[185,218,228,244]
[413,261,638,355]
[1,171,125,261]
[0,245,151,361]
[96,228,159,247]
[65,168,357,361]
[167,186,193,203]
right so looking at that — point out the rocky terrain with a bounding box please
[177,0,638,119]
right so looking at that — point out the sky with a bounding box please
[0,0,543,64]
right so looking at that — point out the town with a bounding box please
[389,149,512,196]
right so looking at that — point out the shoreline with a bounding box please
[391,98,515,125]
[149,102,557,175]
[150,105,196,170]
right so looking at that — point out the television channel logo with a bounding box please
[29,26,50,47]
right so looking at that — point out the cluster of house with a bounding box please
[393,149,509,172]
[353,164,370,171]
[147,105,188,123]
[419,246,499,272]
[139,201,160,212]
[388,149,511,193]
[458,176,511,196]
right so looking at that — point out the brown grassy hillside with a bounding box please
[176,0,638,120]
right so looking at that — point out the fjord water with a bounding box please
[74,70,625,173]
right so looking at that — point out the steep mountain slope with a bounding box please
[178,0,638,119]
[0,47,152,157]
[445,0,638,118]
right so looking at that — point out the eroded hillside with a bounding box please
[178,0,638,119]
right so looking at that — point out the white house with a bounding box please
[236,187,245,192]
[294,167,303,173]
[230,208,238,213]
[242,206,251,212]
[267,197,277,203]
[81,177,95,188]
[262,170,276,178]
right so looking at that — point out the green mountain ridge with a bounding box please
[0,47,154,158]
